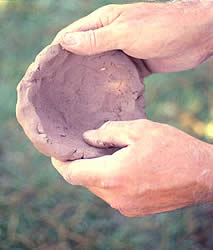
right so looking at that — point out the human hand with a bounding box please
[53,1,213,73]
[52,119,213,217]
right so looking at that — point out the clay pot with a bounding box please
[16,44,147,161]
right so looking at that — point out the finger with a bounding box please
[60,26,121,55]
[52,12,102,45]
[52,4,123,53]
[51,155,120,188]
[83,120,145,148]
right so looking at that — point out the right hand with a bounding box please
[53,1,213,73]
[51,119,213,217]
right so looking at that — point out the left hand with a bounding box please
[52,2,213,73]
[51,119,213,217]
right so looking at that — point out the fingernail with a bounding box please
[63,32,79,46]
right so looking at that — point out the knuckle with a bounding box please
[88,30,97,54]
[53,31,63,44]
[57,27,69,38]
[100,4,116,13]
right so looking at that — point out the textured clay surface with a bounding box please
[16,44,147,161]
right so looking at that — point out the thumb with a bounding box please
[83,120,143,148]
[51,156,118,188]
[60,27,119,55]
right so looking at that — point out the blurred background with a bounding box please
[1,0,213,249]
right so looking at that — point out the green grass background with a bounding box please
[0,0,213,249]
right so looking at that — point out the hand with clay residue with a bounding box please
[53,1,213,73]
[52,119,213,217]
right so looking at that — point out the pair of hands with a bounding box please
[52,1,213,217]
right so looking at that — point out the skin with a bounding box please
[51,0,213,217]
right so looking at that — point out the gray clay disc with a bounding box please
[16,44,147,161]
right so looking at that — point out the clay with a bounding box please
[16,44,147,161]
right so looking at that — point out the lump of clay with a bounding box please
[16,44,147,161]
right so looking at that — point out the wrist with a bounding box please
[171,0,213,58]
